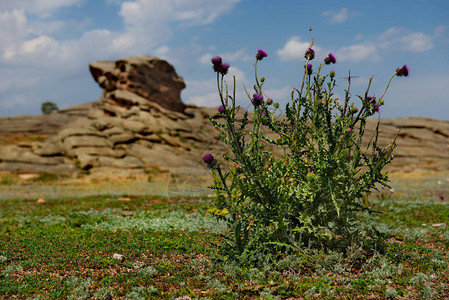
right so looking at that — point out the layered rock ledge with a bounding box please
[0,55,449,176]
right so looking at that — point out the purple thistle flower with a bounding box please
[218,63,230,75]
[304,48,315,60]
[256,49,268,61]
[328,53,337,64]
[218,105,226,113]
[212,56,223,72]
[253,93,264,106]
[396,64,409,77]
[211,56,222,66]
[304,63,313,75]
[367,96,380,113]
[202,153,215,165]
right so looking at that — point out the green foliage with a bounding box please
[0,174,17,185]
[206,43,403,264]
[0,185,448,298]
[41,101,59,114]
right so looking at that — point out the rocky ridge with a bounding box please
[0,56,222,176]
[0,56,448,176]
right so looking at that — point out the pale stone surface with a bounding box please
[112,253,125,261]
[90,56,186,113]
[1,55,449,176]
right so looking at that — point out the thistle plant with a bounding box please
[205,40,408,264]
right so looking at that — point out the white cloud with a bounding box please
[0,0,242,114]
[199,53,212,65]
[322,8,359,24]
[105,0,123,5]
[264,86,291,102]
[154,45,171,60]
[185,66,248,107]
[0,0,84,18]
[335,43,380,63]
[434,25,447,38]
[333,27,435,64]
[0,9,29,54]
[379,27,433,53]
[277,36,321,61]
[401,33,433,52]
[199,48,252,66]
[120,0,240,27]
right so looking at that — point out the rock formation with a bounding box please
[0,55,449,176]
[0,56,222,175]
[89,56,186,113]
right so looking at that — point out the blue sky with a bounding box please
[1,0,448,119]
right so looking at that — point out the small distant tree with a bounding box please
[41,102,59,114]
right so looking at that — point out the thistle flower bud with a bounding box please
[396,64,409,77]
[211,56,222,66]
[304,48,315,60]
[252,93,264,106]
[324,53,337,65]
[304,63,313,75]
[267,98,273,105]
[218,105,226,113]
[218,63,230,75]
[256,49,268,61]
[202,153,215,165]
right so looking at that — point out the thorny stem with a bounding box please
[379,72,397,102]
[343,70,352,117]
[216,167,229,192]
[299,57,310,97]
[255,60,261,93]
[364,74,374,101]
[217,73,243,156]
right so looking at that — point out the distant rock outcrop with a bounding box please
[89,56,186,113]
[366,117,449,170]
[0,102,92,135]
[0,55,448,176]
[0,56,221,175]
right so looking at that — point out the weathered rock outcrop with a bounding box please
[89,56,186,113]
[364,117,449,170]
[0,102,92,135]
[0,56,222,175]
[0,55,449,176]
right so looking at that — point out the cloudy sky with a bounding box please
[1,0,448,119]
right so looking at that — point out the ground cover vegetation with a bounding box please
[0,173,448,298]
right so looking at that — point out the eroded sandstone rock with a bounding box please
[1,55,449,177]
[90,56,186,113]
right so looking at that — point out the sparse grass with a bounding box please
[1,171,449,298]
[0,134,47,146]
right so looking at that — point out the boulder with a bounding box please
[90,56,186,113]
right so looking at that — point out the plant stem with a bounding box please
[378,72,396,101]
